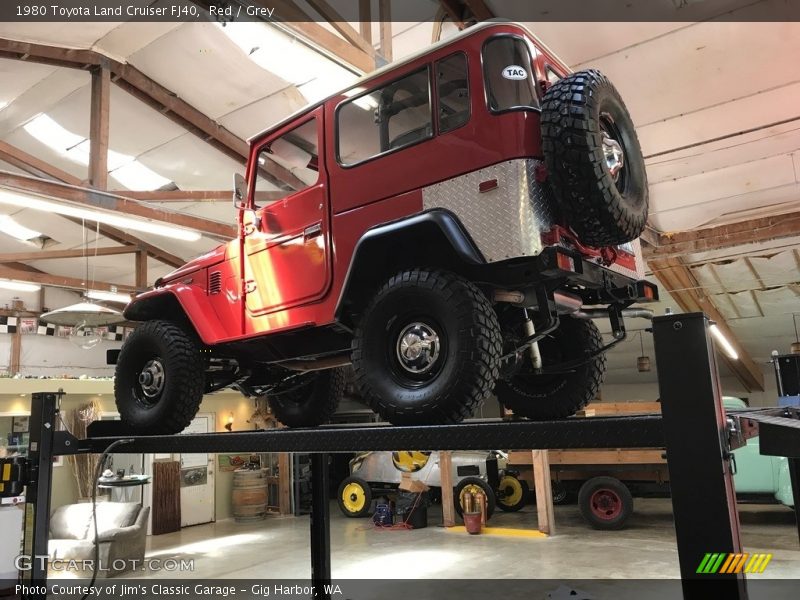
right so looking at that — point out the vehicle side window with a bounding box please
[436,53,470,133]
[337,67,432,166]
[254,118,319,207]
[483,36,539,113]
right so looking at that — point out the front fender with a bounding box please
[124,285,228,345]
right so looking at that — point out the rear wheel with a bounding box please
[495,314,606,419]
[352,269,501,425]
[578,476,633,530]
[338,476,372,518]
[115,320,204,434]
[542,69,648,247]
[268,368,345,428]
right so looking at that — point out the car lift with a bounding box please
[6,313,800,600]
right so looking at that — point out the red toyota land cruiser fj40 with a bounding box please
[113,22,658,434]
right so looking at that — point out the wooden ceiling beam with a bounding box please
[305,0,377,58]
[258,1,376,72]
[644,211,800,259]
[0,246,139,262]
[0,171,237,240]
[439,0,467,28]
[0,37,299,190]
[0,265,136,294]
[463,0,494,20]
[0,140,83,186]
[648,256,764,391]
[64,217,184,269]
[124,189,285,203]
[88,63,111,190]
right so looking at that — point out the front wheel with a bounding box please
[352,269,501,425]
[114,320,205,434]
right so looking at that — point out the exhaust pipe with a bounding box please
[574,308,654,320]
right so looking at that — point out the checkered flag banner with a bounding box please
[104,325,131,341]
[0,316,17,334]
[37,322,57,336]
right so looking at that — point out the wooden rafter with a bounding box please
[0,37,300,191]
[65,218,184,269]
[463,0,494,20]
[0,140,83,185]
[0,265,136,294]
[254,1,376,72]
[644,211,800,259]
[0,171,237,240]
[359,0,373,45]
[124,189,285,203]
[648,256,764,391]
[305,0,377,58]
[439,0,467,28]
[0,247,138,262]
[379,0,393,62]
[88,63,110,189]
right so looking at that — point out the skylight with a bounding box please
[22,114,175,192]
[110,161,172,192]
[217,22,356,102]
[0,214,41,241]
[0,101,8,112]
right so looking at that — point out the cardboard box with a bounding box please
[398,472,429,493]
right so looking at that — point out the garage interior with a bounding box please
[0,0,799,597]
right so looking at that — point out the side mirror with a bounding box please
[233,173,248,209]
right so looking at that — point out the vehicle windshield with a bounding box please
[483,36,539,113]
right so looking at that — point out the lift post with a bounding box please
[653,313,747,599]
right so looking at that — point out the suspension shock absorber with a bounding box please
[522,308,543,370]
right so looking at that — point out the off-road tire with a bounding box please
[542,69,648,246]
[268,368,346,428]
[352,269,502,425]
[578,476,634,530]
[495,316,606,419]
[115,320,204,434]
[455,476,496,519]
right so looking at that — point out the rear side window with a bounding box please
[483,37,539,113]
[337,67,432,166]
[436,53,470,133]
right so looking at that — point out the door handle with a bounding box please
[303,223,322,240]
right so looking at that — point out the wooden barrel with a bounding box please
[232,468,268,522]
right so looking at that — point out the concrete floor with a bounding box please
[136,498,799,585]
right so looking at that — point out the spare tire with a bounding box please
[542,69,648,247]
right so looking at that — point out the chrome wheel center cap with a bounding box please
[602,133,625,181]
[396,322,441,374]
[138,359,165,398]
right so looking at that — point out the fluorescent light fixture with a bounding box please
[709,324,739,360]
[0,190,201,242]
[0,279,41,292]
[0,215,41,241]
[86,290,132,304]
[110,161,172,192]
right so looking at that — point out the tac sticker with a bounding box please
[502,65,527,80]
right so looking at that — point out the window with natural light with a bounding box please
[216,22,357,103]
[0,214,41,242]
[22,114,174,191]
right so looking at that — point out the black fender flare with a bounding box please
[334,209,485,323]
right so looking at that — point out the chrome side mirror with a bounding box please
[233,173,248,209]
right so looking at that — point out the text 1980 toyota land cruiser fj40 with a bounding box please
[113,22,658,433]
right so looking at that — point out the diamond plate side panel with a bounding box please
[608,238,646,280]
[422,160,554,263]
